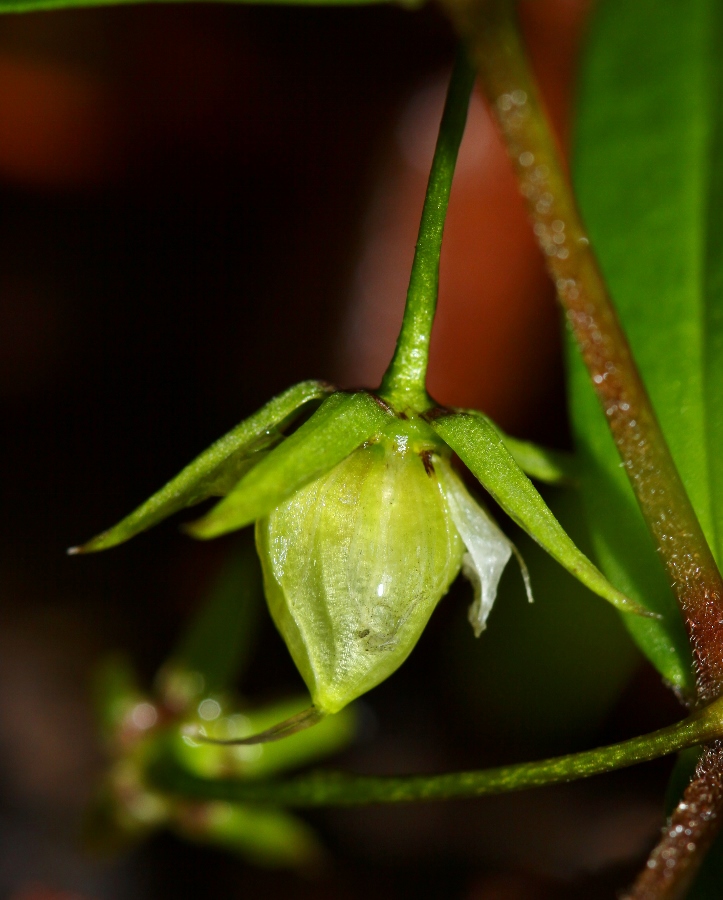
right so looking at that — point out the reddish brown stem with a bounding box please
[436,0,723,895]
[440,0,723,706]
[624,741,723,900]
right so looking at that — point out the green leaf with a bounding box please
[172,802,323,869]
[0,0,417,13]
[457,409,578,486]
[565,352,693,690]
[187,391,391,539]
[71,380,332,554]
[427,411,651,617]
[497,434,577,487]
[570,0,723,691]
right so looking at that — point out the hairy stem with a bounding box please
[378,48,475,410]
[440,0,723,705]
[150,697,723,807]
[624,741,723,900]
[436,0,723,893]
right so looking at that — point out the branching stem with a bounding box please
[440,0,723,706]
[624,740,723,900]
[150,696,723,807]
[435,0,723,893]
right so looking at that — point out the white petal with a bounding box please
[438,462,513,637]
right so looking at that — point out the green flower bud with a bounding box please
[75,381,647,739]
[256,425,518,715]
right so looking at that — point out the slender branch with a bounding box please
[439,0,723,706]
[624,741,723,900]
[149,698,723,807]
[378,48,475,410]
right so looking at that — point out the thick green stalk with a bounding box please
[150,697,723,807]
[378,49,475,410]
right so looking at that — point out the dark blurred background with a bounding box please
[0,1,687,897]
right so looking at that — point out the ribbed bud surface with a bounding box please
[256,438,465,714]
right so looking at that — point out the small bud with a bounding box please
[256,429,516,715]
[75,378,638,735]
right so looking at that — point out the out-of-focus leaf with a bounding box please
[565,355,692,690]
[187,391,390,539]
[93,654,144,739]
[457,409,578,485]
[496,433,577,486]
[159,539,263,703]
[428,411,650,617]
[73,380,332,554]
[172,801,323,869]
[570,0,723,691]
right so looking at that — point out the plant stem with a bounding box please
[436,0,723,892]
[149,697,723,807]
[439,0,723,707]
[624,741,723,900]
[378,49,475,411]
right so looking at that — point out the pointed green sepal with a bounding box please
[427,411,654,618]
[186,391,392,540]
[457,411,578,486]
[70,380,333,554]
